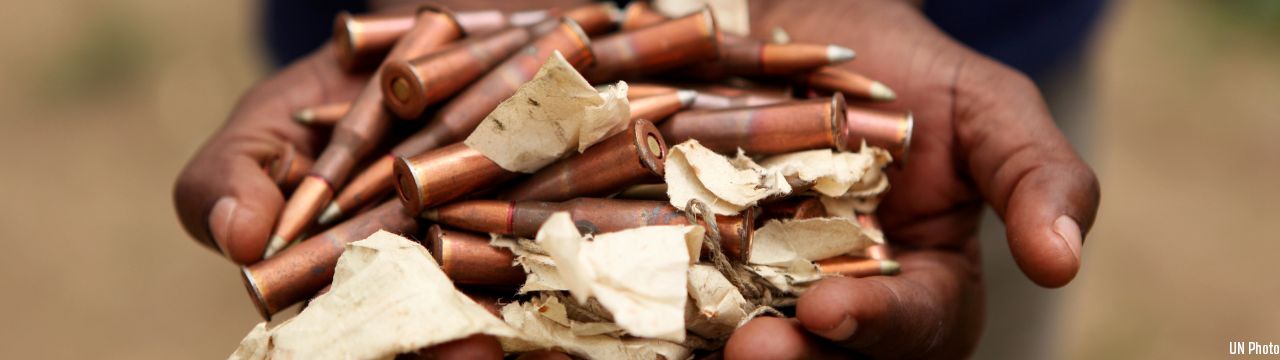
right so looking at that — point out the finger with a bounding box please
[405,334,504,359]
[173,44,366,264]
[953,57,1101,287]
[724,317,850,360]
[795,251,983,358]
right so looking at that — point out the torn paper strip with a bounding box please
[465,51,630,173]
[686,264,750,339]
[655,0,750,36]
[237,231,515,360]
[749,261,825,295]
[759,149,882,198]
[748,218,869,267]
[665,140,789,215]
[227,322,269,360]
[536,212,704,342]
[492,236,570,293]
[500,296,691,359]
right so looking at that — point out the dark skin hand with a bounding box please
[174,0,1098,358]
[724,0,1100,358]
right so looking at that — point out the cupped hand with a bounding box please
[726,0,1101,358]
[173,44,367,264]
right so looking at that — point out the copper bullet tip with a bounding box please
[317,202,342,225]
[869,81,897,101]
[292,108,315,124]
[826,45,856,63]
[676,89,697,107]
[262,235,287,258]
[240,266,271,321]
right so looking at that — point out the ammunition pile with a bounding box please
[240,2,913,358]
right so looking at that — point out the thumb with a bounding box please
[954,56,1101,287]
[174,136,286,264]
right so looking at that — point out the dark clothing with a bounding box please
[261,0,1106,79]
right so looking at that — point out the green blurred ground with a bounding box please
[0,0,1276,358]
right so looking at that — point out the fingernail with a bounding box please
[813,313,856,341]
[1053,215,1082,262]
[208,197,238,256]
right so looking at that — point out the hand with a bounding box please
[173,44,367,264]
[725,0,1101,358]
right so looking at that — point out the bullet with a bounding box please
[318,155,395,225]
[381,26,536,119]
[292,101,350,126]
[627,91,697,123]
[499,119,668,202]
[268,8,463,258]
[620,1,668,30]
[394,143,521,215]
[659,93,849,155]
[689,91,789,110]
[795,66,897,101]
[625,83,679,100]
[333,11,418,71]
[846,106,914,164]
[265,144,313,193]
[561,2,622,36]
[682,36,856,78]
[333,8,553,71]
[242,201,419,319]
[422,198,756,260]
[815,256,900,277]
[585,9,719,83]
[759,196,827,222]
[324,19,594,224]
[613,183,668,200]
[425,225,526,287]
[857,214,893,260]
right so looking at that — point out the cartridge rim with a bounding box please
[333,11,359,70]
[240,266,272,320]
[559,18,597,68]
[415,4,468,37]
[698,6,722,62]
[632,119,667,177]
[829,93,850,152]
[392,156,427,214]
[381,61,428,119]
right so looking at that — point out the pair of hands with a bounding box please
[173,0,1099,358]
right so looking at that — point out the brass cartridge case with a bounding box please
[759,196,827,222]
[382,26,535,119]
[333,11,417,71]
[815,256,900,278]
[423,198,756,260]
[426,225,526,287]
[620,1,668,30]
[274,9,461,255]
[333,8,553,71]
[394,143,519,215]
[292,101,351,126]
[242,200,418,319]
[659,93,849,155]
[562,2,622,36]
[585,9,719,82]
[320,155,395,225]
[390,19,594,163]
[846,106,914,164]
[266,144,313,192]
[628,91,696,124]
[499,119,668,202]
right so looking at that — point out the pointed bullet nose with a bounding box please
[869,81,897,101]
[676,89,698,107]
[826,45,857,63]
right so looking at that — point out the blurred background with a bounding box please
[0,0,1277,358]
